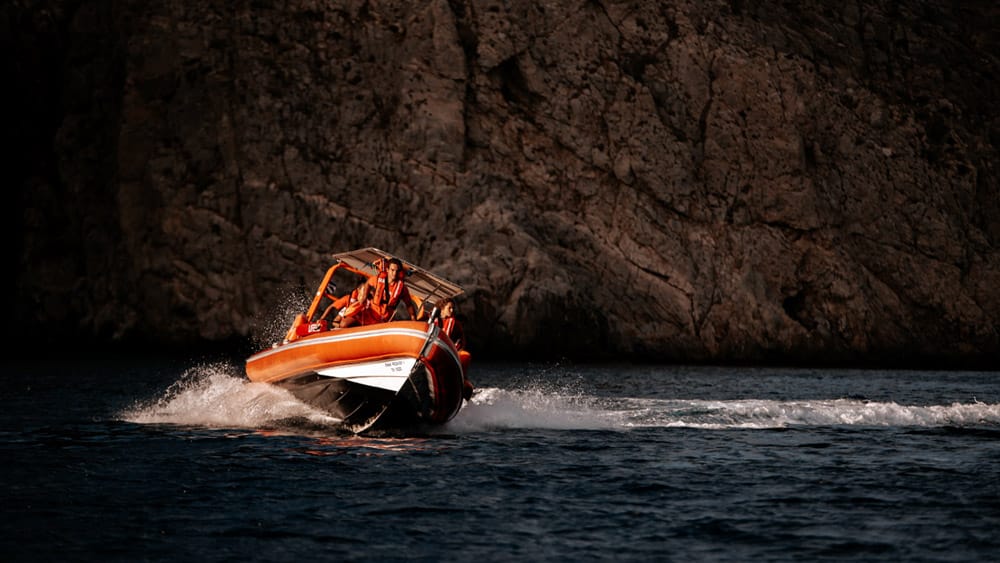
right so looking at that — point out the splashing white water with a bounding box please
[614,397,1000,429]
[252,287,311,350]
[122,366,1000,434]
[448,388,1000,432]
[446,387,622,431]
[121,363,340,429]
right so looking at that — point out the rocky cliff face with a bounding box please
[7,0,999,365]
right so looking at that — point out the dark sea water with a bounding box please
[2,359,999,562]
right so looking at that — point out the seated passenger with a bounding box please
[332,282,379,328]
[434,297,465,350]
[435,297,473,400]
[370,257,418,322]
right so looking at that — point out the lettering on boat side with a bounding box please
[385,360,406,373]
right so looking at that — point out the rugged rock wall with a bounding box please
[7,0,999,365]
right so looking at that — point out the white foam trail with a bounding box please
[605,397,1000,429]
[446,387,621,431]
[121,363,340,429]
[123,368,1000,433]
[448,389,1000,431]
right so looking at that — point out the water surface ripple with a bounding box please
[2,361,998,561]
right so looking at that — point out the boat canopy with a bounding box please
[286,247,467,343]
[330,247,465,305]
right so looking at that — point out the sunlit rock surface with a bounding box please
[7,0,999,365]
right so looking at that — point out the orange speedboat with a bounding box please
[246,248,472,433]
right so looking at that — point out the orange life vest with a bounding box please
[437,316,465,350]
[371,271,410,322]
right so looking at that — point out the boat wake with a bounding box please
[456,388,1000,431]
[121,364,1000,434]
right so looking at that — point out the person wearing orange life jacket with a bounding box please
[434,297,465,350]
[332,282,380,328]
[434,297,473,400]
[370,257,418,322]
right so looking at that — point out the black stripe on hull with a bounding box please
[275,349,465,433]
[371,363,438,430]
[277,373,396,433]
